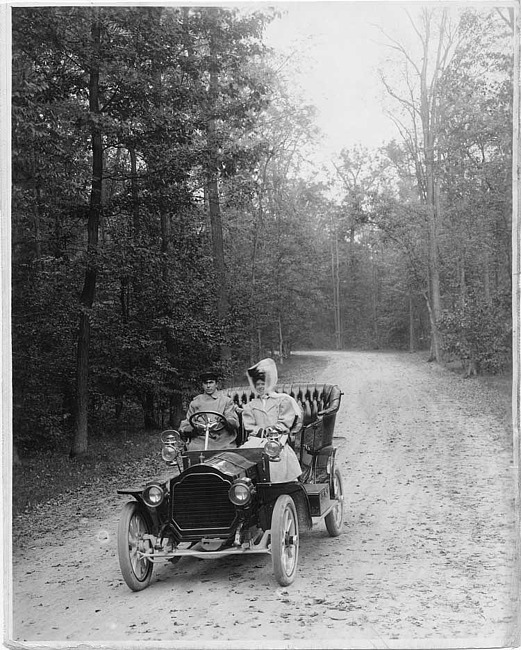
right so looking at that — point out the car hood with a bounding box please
[200,450,259,477]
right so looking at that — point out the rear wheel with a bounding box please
[271,495,299,586]
[325,468,344,537]
[118,502,154,591]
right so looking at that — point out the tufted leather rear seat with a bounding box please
[225,383,342,450]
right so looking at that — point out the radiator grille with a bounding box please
[171,472,236,531]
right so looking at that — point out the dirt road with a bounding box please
[10,351,519,648]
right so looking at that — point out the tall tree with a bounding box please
[184,7,272,364]
[380,8,460,361]
[72,11,103,456]
[206,14,231,361]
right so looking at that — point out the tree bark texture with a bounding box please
[71,14,102,457]
[330,220,342,349]
[142,390,157,431]
[419,10,444,362]
[207,23,231,361]
[409,295,415,353]
[512,2,521,478]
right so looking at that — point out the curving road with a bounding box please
[11,351,518,648]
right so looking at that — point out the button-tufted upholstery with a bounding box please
[225,383,342,450]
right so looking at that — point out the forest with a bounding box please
[11,6,513,457]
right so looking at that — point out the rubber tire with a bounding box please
[271,495,299,586]
[325,468,344,537]
[118,502,154,591]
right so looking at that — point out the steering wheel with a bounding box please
[189,411,228,433]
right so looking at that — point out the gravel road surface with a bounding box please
[10,351,519,649]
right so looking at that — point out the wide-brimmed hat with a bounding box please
[199,370,220,382]
[246,358,278,393]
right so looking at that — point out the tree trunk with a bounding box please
[207,21,231,362]
[257,327,262,361]
[423,290,438,362]
[169,391,184,429]
[149,17,171,287]
[162,328,183,427]
[142,390,157,431]
[206,151,230,360]
[458,255,466,308]
[372,254,379,348]
[70,14,102,457]
[383,9,450,363]
[330,219,342,349]
[277,315,284,363]
[409,295,415,352]
[512,2,521,458]
[483,245,491,304]
[419,12,444,363]
[464,359,480,377]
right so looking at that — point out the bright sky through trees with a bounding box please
[264,2,434,161]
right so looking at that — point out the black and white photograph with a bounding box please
[3,1,520,648]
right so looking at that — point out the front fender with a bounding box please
[117,484,169,530]
[257,482,312,531]
[117,478,169,502]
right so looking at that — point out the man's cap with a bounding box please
[200,370,220,382]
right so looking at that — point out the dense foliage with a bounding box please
[12,6,513,456]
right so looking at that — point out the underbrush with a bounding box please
[11,351,512,518]
[12,429,159,517]
[11,354,329,518]
[443,358,513,424]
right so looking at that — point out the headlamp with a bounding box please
[264,438,283,461]
[161,430,184,463]
[228,478,255,506]
[143,483,164,507]
[162,443,180,463]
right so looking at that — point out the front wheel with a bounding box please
[271,495,299,586]
[118,502,154,591]
[325,468,344,537]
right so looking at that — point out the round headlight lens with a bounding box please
[162,444,180,463]
[228,481,254,506]
[143,484,164,507]
[265,439,282,460]
[161,431,184,463]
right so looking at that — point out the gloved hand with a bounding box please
[181,429,198,441]
[177,433,189,449]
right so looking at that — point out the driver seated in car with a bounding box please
[179,370,239,450]
[240,358,302,483]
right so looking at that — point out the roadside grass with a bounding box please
[10,351,513,517]
[11,424,161,517]
[12,353,326,518]
[443,357,513,426]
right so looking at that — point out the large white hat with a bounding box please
[246,358,278,394]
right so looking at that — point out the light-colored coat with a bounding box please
[242,392,301,435]
[241,358,302,482]
[179,391,238,450]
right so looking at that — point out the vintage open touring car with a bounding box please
[117,382,344,590]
